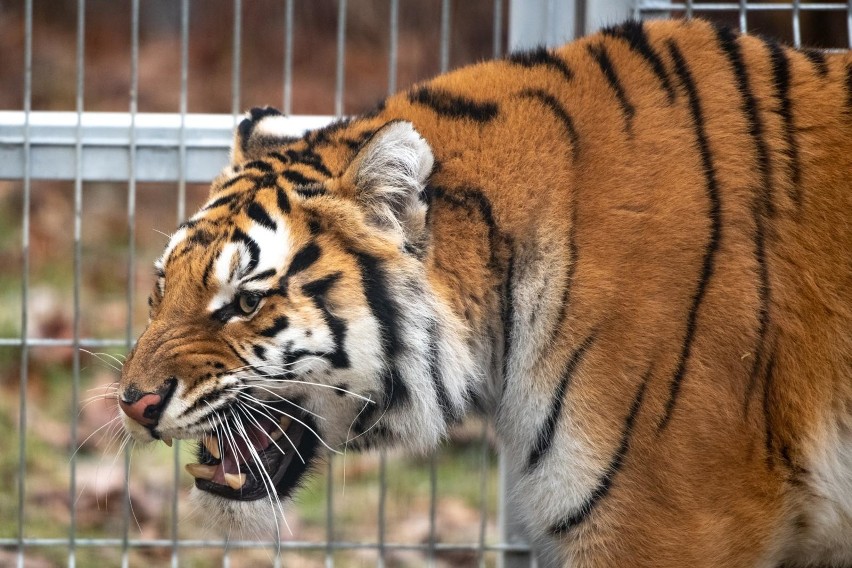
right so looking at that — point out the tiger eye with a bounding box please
[237,292,261,315]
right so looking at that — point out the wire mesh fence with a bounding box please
[0,1,848,567]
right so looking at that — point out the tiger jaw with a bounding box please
[183,410,319,501]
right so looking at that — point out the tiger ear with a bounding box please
[231,106,296,165]
[343,121,434,245]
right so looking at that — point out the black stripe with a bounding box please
[714,24,773,406]
[527,333,597,471]
[276,187,291,214]
[845,63,852,113]
[253,345,267,360]
[219,174,247,192]
[283,242,321,283]
[178,218,200,231]
[601,20,676,103]
[179,386,228,418]
[351,250,407,407]
[431,186,503,273]
[224,338,252,367]
[282,169,318,186]
[657,40,723,433]
[762,348,778,469]
[294,185,327,198]
[232,228,260,276]
[428,321,458,424]
[246,202,277,232]
[767,41,802,208]
[517,89,580,161]
[301,272,350,368]
[587,43,636,132]
[286,148,333,178]
[243,160,275,173]
[551,367,650,535]
[242,268,276,284]
[801,48,828,77]
[201,255,215,288]
[507,46,574,82]
[548,203,580,349]
[408,86,499,123]
[204,192,240,211]
[501,250,516,391]
[260,316,290,337]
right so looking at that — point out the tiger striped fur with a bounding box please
[117,19,852,567]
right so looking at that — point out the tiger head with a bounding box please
[117,108,468,531]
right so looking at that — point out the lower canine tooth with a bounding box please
[203,435,221,459]
[162,436,173,447]
[224,472,247,490]
[185,463,217,480]
[279,416,292,430]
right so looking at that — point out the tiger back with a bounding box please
[117,19,852,567]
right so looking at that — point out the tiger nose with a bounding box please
[119,379,176,427]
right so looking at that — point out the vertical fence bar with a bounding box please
[792,0,802,47]
[325,458,334,568]
[120,4,138,568]
[440,0,451,74]
[172,33,188,568]
[16,2,33,567]
[284,0,294,115]
[739,0,747,32]
[70,1,87,566]
[177,0,190,224]
[847,0,851,48]
[232,0,242,122]
[493,0,504,58]
[335,0,347,118]
[476,422,489,568]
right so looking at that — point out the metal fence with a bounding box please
[0,1,848,567]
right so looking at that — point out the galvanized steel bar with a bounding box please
[792,0,802,47]
[178,0,190,223]
[232,0,242,122]
[440,0,451,73]
[493,0,504,58]
[476,422,489,568]
[70,1,86,565]
[16,1,33,567]
[284,0,294,115]
[335,0,347,118]
[0,537,533,552]
[739,0,748,31]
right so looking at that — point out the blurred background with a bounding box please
[0,1,849,567]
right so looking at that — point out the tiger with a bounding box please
[115,18,852,567]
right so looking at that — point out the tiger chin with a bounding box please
[116,19,852,567]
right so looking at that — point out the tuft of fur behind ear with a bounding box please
[345,121,434,247]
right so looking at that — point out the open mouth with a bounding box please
[184,404,319,501]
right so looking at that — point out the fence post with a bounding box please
[498,453,534,568]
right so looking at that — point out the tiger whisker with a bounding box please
[229,386,325,421]
[234,394,341,456]
[80,349,124,372]
[70,415,123,462]
[231,408,291,537]
[237,402,305,466]
[231,378,374,404]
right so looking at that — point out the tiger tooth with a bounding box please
[270,429,284,441]
[203,435,221,459]
[185,463,217,480]
[224,472,247,490]
[279,416,292,430]
[162,436,173,447]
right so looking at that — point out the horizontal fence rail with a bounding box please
[0,111,332,183]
